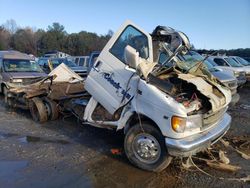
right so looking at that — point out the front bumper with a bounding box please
[165,113,231,157]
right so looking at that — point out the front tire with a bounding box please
[124,122,172,172]
[3,86,13,108]
[29,97,48,123]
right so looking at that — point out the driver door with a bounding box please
[85,21,153,114]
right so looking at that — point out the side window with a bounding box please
[110,25,149,64]
[75,58,79,65]
[214,58,228,66]
[79,58,84,66]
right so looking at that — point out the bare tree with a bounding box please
[3,19,18,34]
[0,26,11,50]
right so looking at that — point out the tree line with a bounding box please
[197,48,250,59]
[0,19,249,58]
[0,19,113,56]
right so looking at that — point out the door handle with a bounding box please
[93,61,102,72]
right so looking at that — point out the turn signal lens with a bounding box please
[171,116,186,133]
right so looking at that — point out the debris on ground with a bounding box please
[110,148,122,155]
[219,150,230,164]
[220,138,250,160]
[205,161,241,172]
[240,104,250,110]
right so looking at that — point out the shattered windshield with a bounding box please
[3,59,43,72]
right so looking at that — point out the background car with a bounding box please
[0,50,47,104]
[38,57,87,77]
[230,56,250,81]
[207,56,246,86]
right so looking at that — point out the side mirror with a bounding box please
[124,45,139,69]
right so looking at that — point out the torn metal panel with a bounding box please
[48,63,83,82]
[178,73,231,112]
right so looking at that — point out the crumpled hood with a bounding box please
[138,58,232,113]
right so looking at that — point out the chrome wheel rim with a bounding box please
[132,133,161,164]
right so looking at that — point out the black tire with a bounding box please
[43,97,59,121]
[124,122,172,172]
[3,86,13,108]
[29,97,48,123]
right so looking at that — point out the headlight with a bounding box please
[171,116,186,133]
[11,78,23,83]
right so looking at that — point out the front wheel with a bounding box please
[3,86,13,108]
[124,122,172,172]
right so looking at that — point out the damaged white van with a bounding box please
[81,21,232,171]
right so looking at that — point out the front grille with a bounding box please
[202,107,227,130]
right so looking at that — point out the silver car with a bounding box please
[230,56,250,81]
[207,56,246,86]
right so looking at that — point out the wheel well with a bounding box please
[1,83,6,93]
[124,113,162,135]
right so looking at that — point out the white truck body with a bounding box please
[81,21,232,171]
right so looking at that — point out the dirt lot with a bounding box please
[0,87,249,188]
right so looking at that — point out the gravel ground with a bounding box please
[0,86,249,188]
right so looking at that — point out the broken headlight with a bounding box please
[186,114,202,131]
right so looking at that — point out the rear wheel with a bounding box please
[29,97,48,123]
[124,122,172,172]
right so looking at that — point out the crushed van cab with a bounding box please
[83,21,231,171]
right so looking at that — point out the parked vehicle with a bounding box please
[207,56,246,86]
[38,57,88,77]
[230,56,250,81]
[4,21,232,172]
[0,50,47,104]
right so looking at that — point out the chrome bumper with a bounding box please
[165,113,231,157]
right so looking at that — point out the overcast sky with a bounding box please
[0,0,249,49]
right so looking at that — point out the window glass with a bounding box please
[235,57,250,66]
[75,58,79,65]
[158,52,169,64]
[214,58,228,66]
[3,59,43,72]
[79,58,84,66]
[110,25,149,63]
[225,58,242,67]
